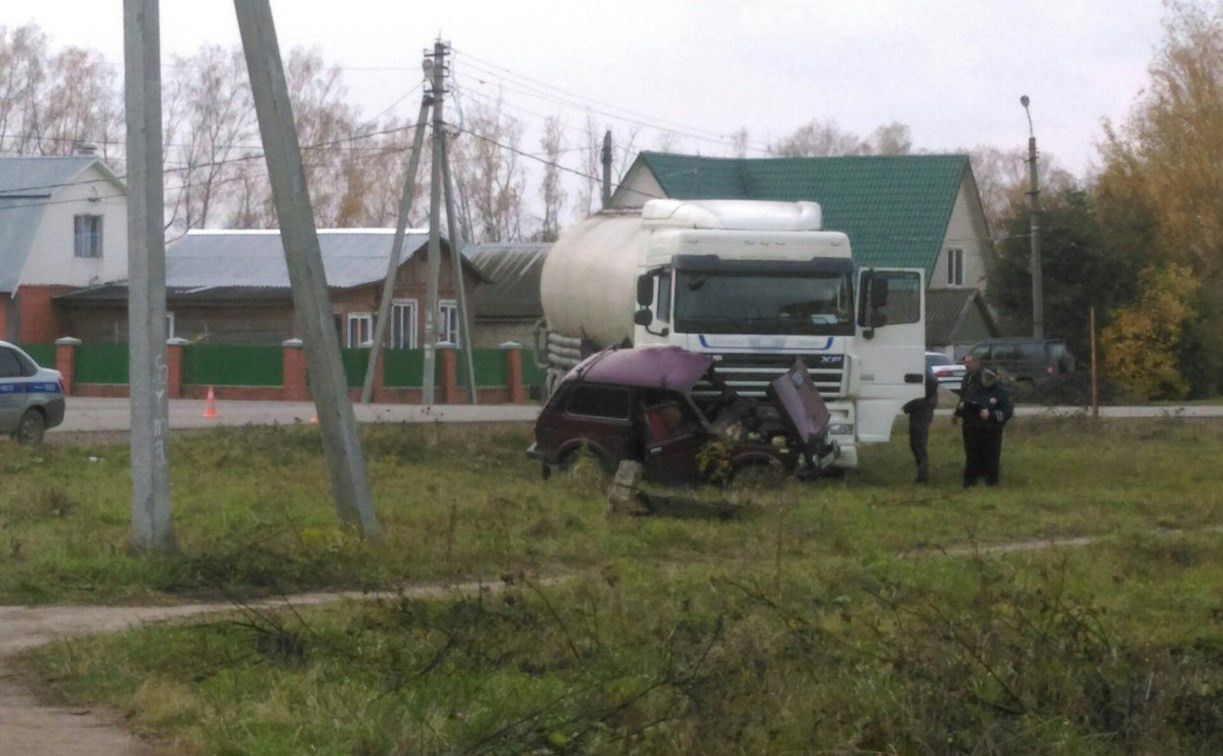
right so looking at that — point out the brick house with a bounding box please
[57,228,488,348]
[0,156,128,343]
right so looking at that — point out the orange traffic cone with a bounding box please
[202,386,218,419]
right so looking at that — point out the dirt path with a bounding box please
[0,585,503,755]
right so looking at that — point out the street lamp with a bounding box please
[1021,95,1043,339]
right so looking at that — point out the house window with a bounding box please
[438,300,459,345]
[166,312,176,340]
[346,313,372,347]
[74,215,103,258]
[391,300,418,348]
[946,248,964,286]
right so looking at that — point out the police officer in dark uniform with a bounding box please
[953,366,1014,487]
[903,364,938,483]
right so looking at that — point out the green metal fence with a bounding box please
[382,348,425,388]
[75,343,129,384]
[41,342,527,395]
[19,343,55,368]
[183,345,282,387]
[456,349,509,387]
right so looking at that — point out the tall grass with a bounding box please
[8,415,1223,751]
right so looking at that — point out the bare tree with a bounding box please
[575,113,602,217]
[343,115,418,228]
[0,24,48,155]
[538,115,566,241]
[864,121,913,155]
[284,47,360,227]
[162,45,256,235]
[968,144,1074,235]
[729,127,750,158]
[40,47,121,158]
[0,26,120,160]
[769,118,864,157]
[449,95,527,242]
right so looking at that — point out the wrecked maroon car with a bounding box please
[527,346,835,486]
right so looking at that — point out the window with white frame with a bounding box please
[346,312,373,347]
[946,248,964,286]
[438,300,459,345]
[391,299,417,348]
[165,312,176,340]
[74,214,103,258]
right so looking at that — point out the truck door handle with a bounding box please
[904,373,923,383]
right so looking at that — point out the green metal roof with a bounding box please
[631,152,972,276]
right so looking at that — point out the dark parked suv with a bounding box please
[965,337,1075,385]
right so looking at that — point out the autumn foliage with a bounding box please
[1101,264,1199,399]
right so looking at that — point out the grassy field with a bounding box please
[5,415,1223,753]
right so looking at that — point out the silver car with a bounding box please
[0,340,65,445]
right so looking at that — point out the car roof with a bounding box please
[565,346,715,392]
[973,337,1065,345]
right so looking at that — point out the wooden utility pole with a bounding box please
[125,0,174,552]
[235,0,378,538]
[1090,307,1099,418]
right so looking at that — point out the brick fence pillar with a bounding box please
[282,338,309,401]
[165,338,189,399]
[54,337,81,395]
[500,341,526,404]
[438,342,459,404]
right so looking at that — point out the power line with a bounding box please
[453,48,767,153]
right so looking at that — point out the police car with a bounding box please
[0,340,65,445]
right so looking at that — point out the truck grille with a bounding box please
[697,353,845,399]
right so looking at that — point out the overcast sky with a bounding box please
[6,1,1171,179]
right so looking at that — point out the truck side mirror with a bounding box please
[633,308,654,327]
[636,274,654,307]
[869,274,889,310]
[859,271,890,337]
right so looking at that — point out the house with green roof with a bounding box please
[610,152,997,352]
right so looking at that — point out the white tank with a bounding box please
[539,209,647,348]
[540,199,824,349]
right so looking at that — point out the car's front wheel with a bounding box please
[15,409,46,446]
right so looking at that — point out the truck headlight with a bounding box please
[827,422,854,437]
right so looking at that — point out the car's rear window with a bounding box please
[0,347,24,378]
[566,384,630,420]
[925,353,952,367]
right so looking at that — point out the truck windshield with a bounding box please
[673,270,854,335]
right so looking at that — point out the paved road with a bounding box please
[49,396,1223,436]
[54,397,542,434]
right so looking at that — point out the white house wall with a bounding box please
[19,164,128,287]
[934,181,987,291]
[611,168,665,209]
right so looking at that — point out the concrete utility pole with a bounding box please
[1021,95,1044,339]
[362,97,431,405]
[235,0,378,538]
[441,125,478,403]
[421,40,447,404]
[124,0,173,552]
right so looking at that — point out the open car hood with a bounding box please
[766,358,831,448]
